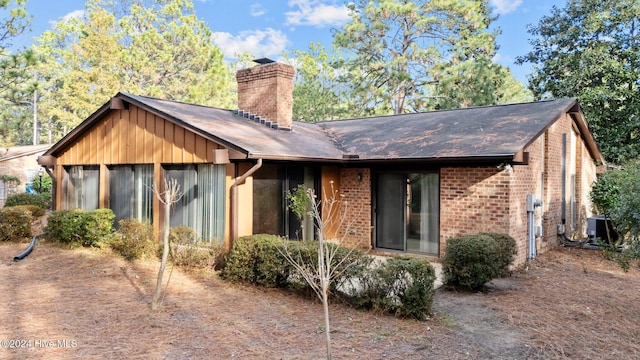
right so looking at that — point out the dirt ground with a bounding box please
[1,240,639,360]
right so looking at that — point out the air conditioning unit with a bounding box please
[587,215,619,244]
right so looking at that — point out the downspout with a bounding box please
[37,155,57,210]
[44,167,56,210]
[561,133,567,229]
[229,158,263,247]
[558,133,586,247]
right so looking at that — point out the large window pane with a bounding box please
[62,165,99,210]
[252,165,317,240]
[252,165,284,235]
[164,164,225,243]
[109,165,153,224]
[406,173,439,254]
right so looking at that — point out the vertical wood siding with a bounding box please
[55,105,222,166]
[53,105,227,239]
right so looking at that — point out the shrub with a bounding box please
[46,210,85,246]
[45,209,115,247]
[0,207,32,242]
[110,219,157,261]
[356,257,436,320]
[284,240,372,294]
[169,226,225,269]
[82,209,115,247]
[479,232,517,277]
[11,205,46,218]
[222,235,372,291]
[442,233,516,290]
[221,234,290,287]
[5,193,49,209]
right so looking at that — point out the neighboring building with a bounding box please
[38,61,604,266]
[0,144,50,207]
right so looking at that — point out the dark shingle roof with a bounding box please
[122,93,344,160]
[318,98,579,160]
[44,93,602,165]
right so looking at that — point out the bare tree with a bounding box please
[151,178,183,311]
[281,184,364,360]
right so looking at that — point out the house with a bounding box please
[38,61,604,266]
[0,144,51,207]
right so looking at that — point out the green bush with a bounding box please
[221,235,436,321]
[479,232,517,277]
[285,240,372,294]
[221,234,373,291]
[5,193,49,209]
[221,234,290,287]
[46,210,84,246]
[82,209,115,247]
[442,233,516,290]
[0,207,32,241]
[169,226,225,268]
[11,205,46,218]
[109,219,157,261]
[356,257,436,320]
[45,209,115,247]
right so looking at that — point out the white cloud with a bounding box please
[49,9,85,26]
[490,0,523,15]
[492,53,513,65]
[62,10,85,22]
[211,28,289,59]
[250,3,266,17]
[285,0,351,28]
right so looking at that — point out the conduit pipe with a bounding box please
[229,158,262,246]
[526,194,542,260]
[13,235,37,261]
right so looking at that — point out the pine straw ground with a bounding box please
[1,240,639,360]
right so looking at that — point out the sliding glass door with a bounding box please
[375,172,439,255]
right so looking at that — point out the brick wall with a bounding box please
[336,168,371,250]
[328,114,598,266]
[541,113,596,243]
[508,136,544,264]
[236,62,295,129]
[440,166,511,256]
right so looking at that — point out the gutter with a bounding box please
[229,158,263,246]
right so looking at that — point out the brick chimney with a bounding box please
[236,59,295,130]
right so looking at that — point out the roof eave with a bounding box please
[45,93,251,158]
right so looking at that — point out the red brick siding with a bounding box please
[337,168,372,250]
[508,136,544,265]
[329,114,597,267]
[236,63,294,128]
[440,167,510,257]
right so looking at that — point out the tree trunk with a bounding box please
[318,234,332,359]
[322,282,332,360]
[151,190,172,310]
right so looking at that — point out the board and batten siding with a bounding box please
[56,105,221,165]
[52,105,230,240]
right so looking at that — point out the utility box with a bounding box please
[587,215,619,244]
[526,194,542,212]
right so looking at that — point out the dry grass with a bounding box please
[1,240,639,360]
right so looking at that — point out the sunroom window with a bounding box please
[108,164,154,224]
[164,164,225,243]
[62,165,99,210]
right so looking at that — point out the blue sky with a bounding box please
[15,0,564,84]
